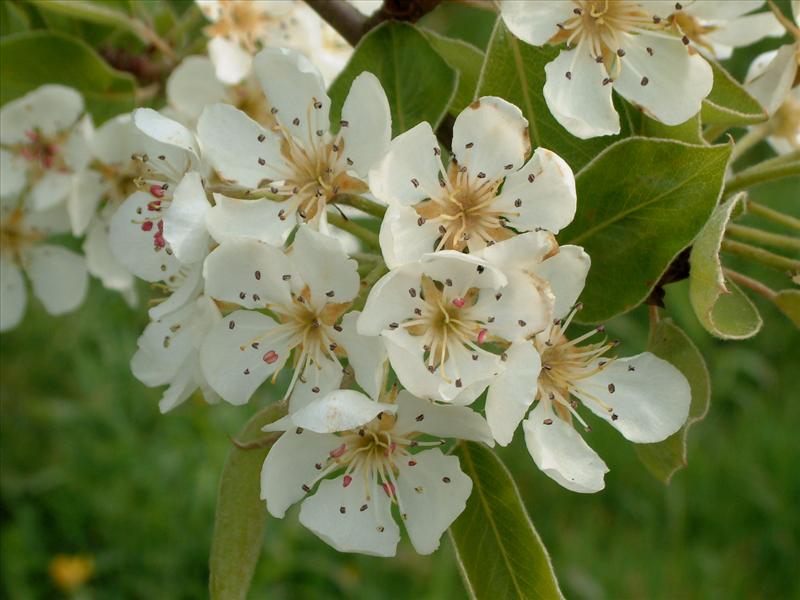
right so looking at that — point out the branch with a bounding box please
[305,0,366,46]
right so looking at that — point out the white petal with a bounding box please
[472,270,552,341]
[83,219,135,292]
[485,342,540,446]
[131,300,197,386]
[289,226,360,307]
[573,353,691,443]
[208,36,252,85]
[530,245,590,320]
[0,84,83,144]
[200,310,289,405]
[495,147,577,233]
[357,266,423,336]
[197,103,285,185]
[500,0,574,46]
[30,171,73,211]
[253,47,330,140]
[395,448,472,554]
[68,170,106,235]
[133,108,199,158]
[90,113,142,164]
[157,364,198,413]
[0,258,26,332]
[451,96,530,181]
[206,194,294,246]
[0,150,26,198]
[368,122,442,207]
[339,72,392,177]
[24,244,88,315]
[746,44,798,116]
[287,353,344,412]
[148,263,203,320]
[167,55,229,122]
[523,402,608,493]
[299,471,400,556]
[393,390,493,444]
[23,204,71,235]
[614,32,713,126]
[419,250,507,295]
[61,119,92,173]
[703,12,785,51]
[109,191,182,282]
[289,390,396,433]
[331,311,387,401]
[474,229,556,273]
[680,0,765,21]
[261,428,343,518]
[378,204,440,268]
[544,46,620,139]
[162,172,210,263]
[203,238,293,308]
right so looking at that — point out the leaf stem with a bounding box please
[722,268,777,301]
[326,211,381,249]
[726,223,800,252]
[721,239,800,272]
[729,123,774,163]
[746,199,800,231]
[724,150,800,197]
[702,124,729,143]
[334,194,387,218]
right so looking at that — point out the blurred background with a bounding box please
[2,3,799,600]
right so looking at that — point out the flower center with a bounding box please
[205,0,279,52]
[7,129,70,177]
[534,305,619,427]
[671,10,717,53]
[773,95,800,146]
[0,208,44,262]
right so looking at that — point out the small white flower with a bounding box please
[131,265,222,413]
[260,387,493,556]
[0,85,91,211]
[0,201,88,331]
[370,96,577,268]
[198,47,391,242]
[487,298,690,493]
[357,250,553,404]
[109,109,211,283]
[200,226,386,407]
[500,1,714,138]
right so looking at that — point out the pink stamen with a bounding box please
[153,231,165,249]
[42,154,54,169]
[147,200,161,212]
[329,444,347,459]
[262,350,279,364]
[477,329,487,344]
[382,482,395,497]
[384,442,397,457]
[407,460,417,467]
[149,184,165,198]
[24,130,39,142]
[452,297,465,308]
[342,475,352,488]
[141,221,153,232]
[156,219,164,231]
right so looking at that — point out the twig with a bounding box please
[305,0,366,46]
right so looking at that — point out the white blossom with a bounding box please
[500,1,715,138]
[200,226,386,408]
[371,96,577,268]
[0,200,88,331]
[358,250,553,404]
[198,47,390,242]
[0,85,91,211]
[260,387,492,556]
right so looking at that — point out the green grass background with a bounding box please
[2,12,800,600]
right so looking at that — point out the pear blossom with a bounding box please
[500,0,714,138]
[0,85,91,210]
[197,47,391,242]
[131,264,222,413]
[109,109,211,283]
[357,250,553,404]
[197,0,353,85]
[200,226,386,408]
[260,388,493,556]
[0,200,88,332]
[370,96,577,268]
[487,296,690,493]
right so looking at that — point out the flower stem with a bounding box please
[766,0,800,38]
[334,194,387,218]
[326,211,381,249]
[724,150,800,198]
[726,223,800,252]
[746,200,800,231]
[721,239,800,272]
[723,268,777,301]
[351,260,389,312]
[730,123,774,163]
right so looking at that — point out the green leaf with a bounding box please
[0,1,30,36]
[689,194,763,339]
[773,289,800,328]
[0,31,136,123]
[639,113,703,144]
[561,138,731,324]
[209,402,287,600]
[449,442,563,600]
[422,28,484,117]
[636,319,711,483]
[329,21,458,136]
[701,59,767,127]
[477,18,626,171]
